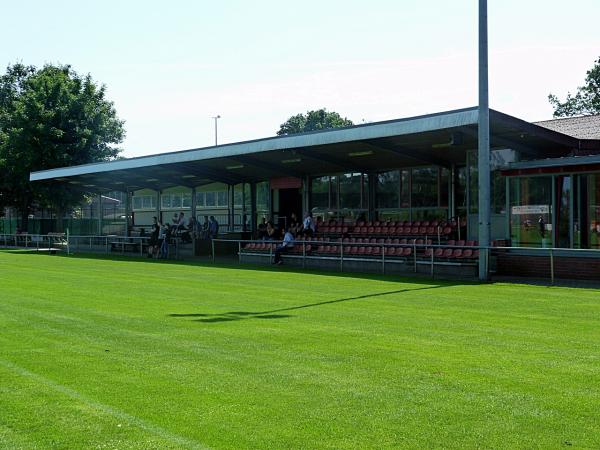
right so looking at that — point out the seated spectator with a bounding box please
[273,227,295,265]
[266,221,277,240]
[257,217,268,240]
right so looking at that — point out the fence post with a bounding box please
[89,236,92,250]
[381,244,385,275]
[238,241,242,264]
[105,237,108,253]
[340,244,344,272]
[140,238,143,257]
[66,229,70,255]
[550,249,554,285]
[211,239,215,262]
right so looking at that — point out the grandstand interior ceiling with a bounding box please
[30,107,600,194]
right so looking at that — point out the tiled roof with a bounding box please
[534,115,600,140]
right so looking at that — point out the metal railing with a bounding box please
[213,238,600,283]
[0,233,184,259]
[3,233,599,284]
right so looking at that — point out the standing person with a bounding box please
[257,217,268,240]
[148,216,160,258]
[201,215,210,239]
[302,212,315,237]
[160,223,171,259]
[273,227,295,265]
[209,215,219,239]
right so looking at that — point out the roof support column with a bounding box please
[250,182,257,237]
[191,187,197,255]
[367,172,376,221]
[155,190,161,224]
[125,189,132,237]
[229,184,235,232]
[478,0,491,281]
[97,194,103,236]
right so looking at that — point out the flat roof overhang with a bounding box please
[502,153,600,176]
[30,107,595,193]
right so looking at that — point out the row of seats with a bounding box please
[243,239,480,260]
[322,219,456,228]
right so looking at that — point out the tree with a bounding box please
[277,108,353,135]
[0,63,125,228]
[549,57,600,117]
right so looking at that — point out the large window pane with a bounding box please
[589,174,600,249]
[412,167,438,207]
[376,171,399,209]
[182,193,192,208]
[339,173,362,209]
[510,176,552,247]
[205,192,216,207]
[217,191,228,207]
[400,170,410,208]
[311,176,329,209]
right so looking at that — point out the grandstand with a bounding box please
[26,107,600,280]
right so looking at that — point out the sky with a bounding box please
[1,0,599,157]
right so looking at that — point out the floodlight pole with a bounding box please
[478,0,491,281]
[212,115,221,146]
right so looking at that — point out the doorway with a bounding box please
[275,188,302,230]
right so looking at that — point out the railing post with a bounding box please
[105,237,108,253]
[413,241,417,273]
[431,250,434,278]
[89,236,92,250]
[381,244,385,275]
[140,238,143,257]
[238,241,242,264]
[550,248,554,285]
[340,244,344,272]
[211,239,215,262]
[302,241,306,269]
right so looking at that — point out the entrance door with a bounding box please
[276,188,302,230]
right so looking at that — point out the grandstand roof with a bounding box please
[30,106,600,193]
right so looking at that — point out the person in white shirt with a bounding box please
[302,212,315,237]
[273,227,295,265]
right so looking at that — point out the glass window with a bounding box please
[411,167,438,207]
[376,171,399,209]
[182,193,192,208]
[330,175,339,210]
[339,173,362,209]
[311,176,329,209]
[142,196,153,209]
[133,197,143,210]
[491,171,506,214]
[161,194,172,209]
[509,176,552,247]
[205,192,216,207]
[440,168,449,208]
[588,174,600,249]
[256,182,269,212]
[217,191,228,207]
[400,170,410,208]
[196,192,205,207]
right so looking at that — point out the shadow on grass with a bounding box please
[169,285,442,324]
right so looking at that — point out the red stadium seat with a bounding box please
[434,248,444,257]
[358,246,366,255]
[365,247,373,255]
[419,226,427,234]
[460,249,473,258]
[443,248,454,258]
[447,239,456,246]
[452,249,463,258]
[374,226,382,234]
[401,247,412,257]
[426,226,435,235]
[442,226,452,235]
[456,240,465,246]
[385,247,396,256]
[411,227,419,234]
[372,246,381,256]
[421,221,430,227]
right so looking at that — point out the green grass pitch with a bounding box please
[1,250,599,449]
